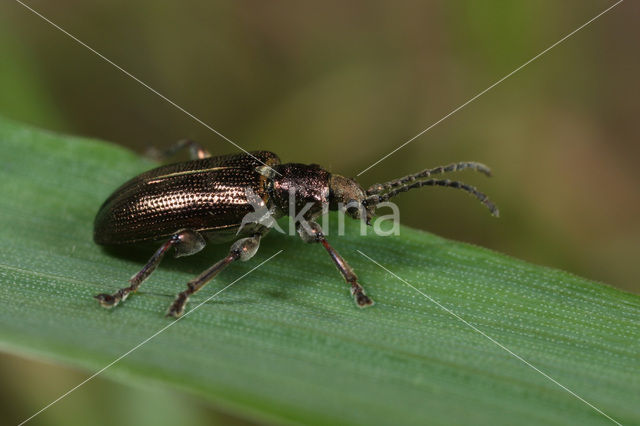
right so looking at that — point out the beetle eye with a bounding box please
[345,202,362,219]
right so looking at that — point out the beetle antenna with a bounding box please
[366,162,492,195]
[364,178,499,217]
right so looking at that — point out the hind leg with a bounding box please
[95,229,206,308]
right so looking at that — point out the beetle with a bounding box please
[94,140,498,317]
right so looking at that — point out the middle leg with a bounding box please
[166,233,263,317]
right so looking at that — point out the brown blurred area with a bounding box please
[1,1,638,424]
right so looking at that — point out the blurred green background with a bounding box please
[1,1,637,424]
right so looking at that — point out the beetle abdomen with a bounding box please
[94,151,280,245]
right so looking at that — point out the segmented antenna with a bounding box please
[366,161,492,195]
[365,178,499,217]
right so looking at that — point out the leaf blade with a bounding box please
[0,116,638,425]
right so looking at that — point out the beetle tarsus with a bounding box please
[166,293,188,318]
[94,291,124,308]
[352,286,374,308]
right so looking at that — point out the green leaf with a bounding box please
[0,115,638,425]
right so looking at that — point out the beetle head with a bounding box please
[328,174,375,224]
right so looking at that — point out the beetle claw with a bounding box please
[165,307,183,318]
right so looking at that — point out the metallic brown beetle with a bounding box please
[94,140,498,317]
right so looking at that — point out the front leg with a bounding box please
[298,221,374,308]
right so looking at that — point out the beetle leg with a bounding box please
[166,233,262,318]
[95,229,206,309]
[147,139,211,161]
[297,221,374,308]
